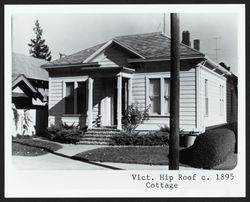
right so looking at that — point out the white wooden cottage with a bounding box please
[41,32,236,133]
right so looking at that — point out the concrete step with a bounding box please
[82,134,115,138]
[77,140,110,145]
[88,127,120,132]
[80,137,112,141]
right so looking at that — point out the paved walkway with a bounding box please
[13,140,196,170]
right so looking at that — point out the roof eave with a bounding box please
[128,55,205,63]
[41,62,100,69]
[205,56,232,76]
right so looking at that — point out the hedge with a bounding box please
[180,128,236,169]
[110,131,169,146]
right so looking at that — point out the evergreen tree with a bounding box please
[28,19,52,61]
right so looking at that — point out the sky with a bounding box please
[12,13,238,75]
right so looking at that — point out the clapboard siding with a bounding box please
[49,78,63,117]
[132,68,197,131]
[199,66,227,128]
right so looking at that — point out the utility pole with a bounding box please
[169,13,180,170]
[213,37,221,62]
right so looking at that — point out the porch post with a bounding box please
[128,78,132,106]
[88,77,93,129]
[117,75,122,130]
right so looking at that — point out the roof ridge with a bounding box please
[114,31,162,39]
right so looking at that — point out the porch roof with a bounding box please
[41,32,205,69]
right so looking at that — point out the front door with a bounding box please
[101,78,128,127]
[102,79,115,126]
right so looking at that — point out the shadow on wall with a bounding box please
[49,80,106,128]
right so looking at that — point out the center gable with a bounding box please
[88,42,142,68]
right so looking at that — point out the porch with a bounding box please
[78,67,134,130]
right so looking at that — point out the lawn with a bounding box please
[73,146,171,165]
[73,146,237,168]
[12,138,62,156]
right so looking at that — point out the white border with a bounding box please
[5,4,245,198]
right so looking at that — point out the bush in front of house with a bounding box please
[44,123,83,144]
[180,128,236,169]
[12,134,33,140]
[110,131,169,146]
[122,104,150,133]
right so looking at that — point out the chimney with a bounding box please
[193,39,200,51]
[181,31,191,46]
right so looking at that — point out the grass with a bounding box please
[73,146,170,165]
[12,138,62,156]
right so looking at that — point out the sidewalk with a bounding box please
[13,140,197,170]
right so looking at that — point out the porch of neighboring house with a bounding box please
[61,67,134,130]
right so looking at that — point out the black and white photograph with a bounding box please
[4,4,245,198]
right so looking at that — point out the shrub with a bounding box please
[122,104,150,133]
[110,131,169,146]
[12,134,33,140]
[44,123,83,144]
[180,129,236,169]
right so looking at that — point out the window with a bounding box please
[65,81,87,115]
[220,85,224,115]
[149,79,160,114]
[147,77,170,115]
[65,82,74,114]
[205,79,208,116]
[77,82,87,114]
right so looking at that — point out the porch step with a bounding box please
[76,140,110,145]
[77,127,121,145]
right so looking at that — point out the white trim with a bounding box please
[84,40,113,63]
[205,56,232,75]
[128,78,132,105]
[199,64,227,81]
[87,78,93,129]
[116,72,133,79]
[145,75,171,116]
[56,76,89,82]
[117,75,122,130]
[160,77,164,116]
[84,38,146,64]
[74,81,78,114]
[63,77,88,115]
[127,55,204,63]
[133,72,171,78]
[195,65,201,130]
[112,39,146,59]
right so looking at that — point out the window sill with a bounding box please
[149,114,170,118]
[63,114,87,117]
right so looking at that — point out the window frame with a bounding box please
[146,75,170,116]
[63,77,88,116]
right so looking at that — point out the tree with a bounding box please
[28,19,52,61]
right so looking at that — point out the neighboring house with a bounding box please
[41,32,237,133]
[12,52,48,136]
